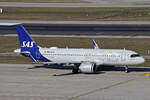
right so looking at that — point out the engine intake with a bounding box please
[79,62,96,73]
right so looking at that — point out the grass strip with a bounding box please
[1,37,150,55]
[0,56,32,64]
[0,7,150,21]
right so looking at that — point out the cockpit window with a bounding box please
[130,54,140,58]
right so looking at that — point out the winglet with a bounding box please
[92,39,99,49]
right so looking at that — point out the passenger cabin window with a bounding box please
[130,54,140,58]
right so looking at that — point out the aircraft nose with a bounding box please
[140,57,145,64]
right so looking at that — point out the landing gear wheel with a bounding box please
[125,66,128,73]
[72,67,79,74]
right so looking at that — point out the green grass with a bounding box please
[0,7,150,21]
[0,56,32,64]
[1,37,150,55]
[0,0,86,3]
[0,37,150,66]
[140,60,150,67]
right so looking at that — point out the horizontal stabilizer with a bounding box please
[21,51,37,62]
[20,51,30,56]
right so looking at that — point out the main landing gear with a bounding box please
[72,67,79,74]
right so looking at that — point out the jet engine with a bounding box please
[79,62,96,73]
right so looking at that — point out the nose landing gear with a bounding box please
[125,66,128,73]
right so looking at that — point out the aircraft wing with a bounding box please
[41,61,80,65]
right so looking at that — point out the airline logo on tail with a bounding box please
[21,41,35,48]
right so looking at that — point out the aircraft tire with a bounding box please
[72,67,79,74]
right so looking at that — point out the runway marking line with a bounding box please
[67,78,136,100]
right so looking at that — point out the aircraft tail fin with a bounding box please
[16,25,50,62]
[16,25,39,52]
[16,25,39,62]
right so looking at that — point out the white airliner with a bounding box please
[14,24,145,73]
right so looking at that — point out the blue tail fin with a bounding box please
[16,25,39,62]
[16,25,50,62]
[16,25,39,52]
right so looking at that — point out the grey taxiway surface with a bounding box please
[0,64,150,100]
[0,0,150,7]
[1,21,150,37]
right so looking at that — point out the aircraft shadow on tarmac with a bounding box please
[29,65,150,72]
[98,66,150,72]
[28,64,73,70]
[28,65,150,76]
[28,65,104,76]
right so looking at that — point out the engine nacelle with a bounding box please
[79,62,96,73]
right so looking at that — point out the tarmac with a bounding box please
[1,1,150,99]
[0,64,150,100]
[1,21,150,36]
